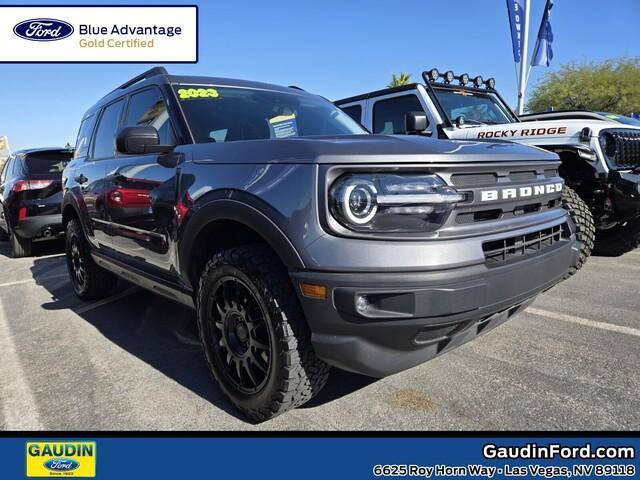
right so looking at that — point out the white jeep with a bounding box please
[336,69,640,263]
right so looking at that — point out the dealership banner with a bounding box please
[506,0,526,63]
[1,437,637,478]
[0,5,197,62]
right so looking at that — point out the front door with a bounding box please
[105,86,180,273]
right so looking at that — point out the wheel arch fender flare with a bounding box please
[178,191,306,285]
[62,189,91,237]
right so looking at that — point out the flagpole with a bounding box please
[516,0,530,115]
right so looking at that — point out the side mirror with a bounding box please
[405,111,430,135]
[116,126,174,155]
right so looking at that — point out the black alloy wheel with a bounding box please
[206,276,272,394]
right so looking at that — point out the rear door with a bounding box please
[104,86,180,272]
[75,99,125,249]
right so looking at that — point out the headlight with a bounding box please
[329,173,464,233]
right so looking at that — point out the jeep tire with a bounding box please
[9,228,31,258]
[197,244,330,422]
[561,186,595,276]
[65,218,117,300]
[593,218,640,257]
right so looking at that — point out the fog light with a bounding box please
[355,295,370,313]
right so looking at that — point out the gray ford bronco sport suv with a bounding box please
[62,67,579,421]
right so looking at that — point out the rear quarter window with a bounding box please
[74,115,96,159]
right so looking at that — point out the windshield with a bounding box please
[174,85,367,143]
[598,112,640,126]
[434,88,515,125]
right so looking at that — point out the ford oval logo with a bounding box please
[43,458,80,471]
[13,18,74,41]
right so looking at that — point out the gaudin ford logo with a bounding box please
[13,18,74,41]
[26,442,96,477]
[44,458,80,472]
[479,182,564,202]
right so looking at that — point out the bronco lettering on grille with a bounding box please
[480,182,563,202]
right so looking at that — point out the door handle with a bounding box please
[74,174,88,184]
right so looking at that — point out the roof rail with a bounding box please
[288,85,305,91]
[112,66,168,93]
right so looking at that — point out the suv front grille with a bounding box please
[607,130,640,169]
[450,169,558,187]
[482,223,568,267]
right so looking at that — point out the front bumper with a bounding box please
[290,238,578,378]
[14,214,63,240]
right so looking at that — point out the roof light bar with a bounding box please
[427,68,439,82]
[443,70,455,84]
[423,69,496,89]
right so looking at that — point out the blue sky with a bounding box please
[1,0,639,151]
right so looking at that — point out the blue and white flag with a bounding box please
[506,0,526,63]
[531,0,554,67]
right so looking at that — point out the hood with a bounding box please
[186,134,558,164]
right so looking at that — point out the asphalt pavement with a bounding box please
[0,239,638,431]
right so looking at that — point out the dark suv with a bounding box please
[63,67,579,421]
[0,148,72,257]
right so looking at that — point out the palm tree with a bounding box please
[387,72,412,88]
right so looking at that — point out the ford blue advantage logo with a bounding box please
[13,18,74,41]
[43,457,80,471]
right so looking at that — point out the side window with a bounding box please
[0,157,12,184]
[12,157,23,177]
[92,99,125,160]
[74,115,96,160]
[373,95,425,134]
[340,104,362,123]
[125,88,177,146]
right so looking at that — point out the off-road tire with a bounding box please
[561,186,595,277]
[9,229,31,258]
[197,244,330,422]
[593,218,640,257]
[65,218,117,300]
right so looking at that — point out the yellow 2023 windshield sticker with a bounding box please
[176,87,219,100]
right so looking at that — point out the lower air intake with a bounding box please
[482,223,568,267]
